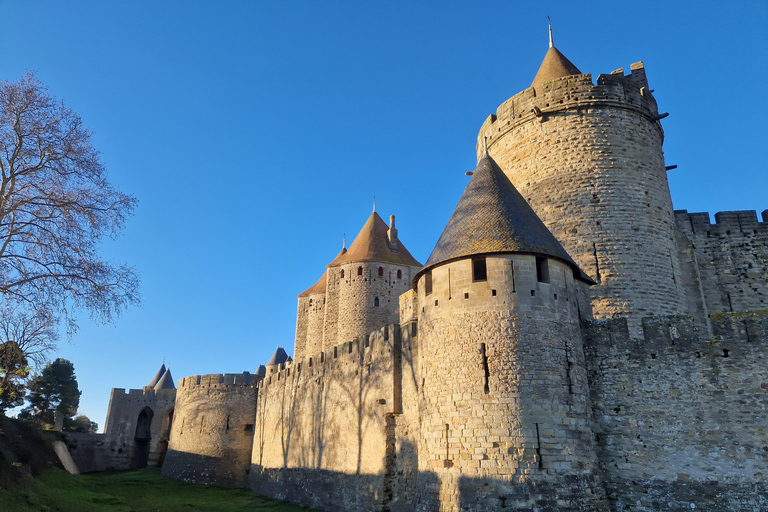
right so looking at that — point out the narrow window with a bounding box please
[425,272,432,295]
[510,260,516,292]
[334,346,338,358]
[536,257,549,283]
[397,269,402,279]
[378,267,384,276]
[358,266,363,276]
[480,343,490,394]
[340,269,345,279]
[374,297,380,307]
[309,298,313,306]
[473,257,487,282]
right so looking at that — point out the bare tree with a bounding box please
[0,304,58,366]
[0,73,139,332]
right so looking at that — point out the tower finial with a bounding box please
[548,15,554,48]
[373,196,376,213]
[343,233,346,249]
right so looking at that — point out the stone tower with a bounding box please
[320,210,421,348]
[295,244,346,359]
[477,31,685,336]
[413,153,606,511]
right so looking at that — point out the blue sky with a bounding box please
[1,1,766,428]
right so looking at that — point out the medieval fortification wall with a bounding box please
[249,324,403,511]
[161,372,258,487]
[67,387,175,473]
[584,312,768,511]
[675,209,768,323]
[147,48,768,512]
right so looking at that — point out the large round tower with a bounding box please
[322,210,421,346]
[414,154,607,511]
[477,32,685,336]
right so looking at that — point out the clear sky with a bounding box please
[1,1,766,429]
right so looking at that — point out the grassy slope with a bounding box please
[0,417,318,512]
[0,467,319,512]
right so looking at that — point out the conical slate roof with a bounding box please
[153,368,175,390]
[267,347,289,366]
[329,212,420,267]
[415,154,593,286]
[531,46,582,92]
[147,363,166,388]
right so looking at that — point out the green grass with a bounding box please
[0,466,319,512]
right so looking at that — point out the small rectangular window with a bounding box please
[425,272,433,295]
[473,258,487,282]
[244,424,254,432]
[536,257,549,283]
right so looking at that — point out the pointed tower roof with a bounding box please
[298,272,327,297]
[329,212,421,267]
[415,153,593,286]
[298,244,346,297]
[147,363,166,388]
[531,25,581,92]
[153,367,175,390]
[266,346,289,366]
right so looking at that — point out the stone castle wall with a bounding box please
[584,313,768,511]
[675,209,768,321]
[161,372,258,488]
[414,255,606,511]
[250,324,403,511]
[478,64,685,337]
[68,387,175,472]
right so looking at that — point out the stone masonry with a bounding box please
[91,33,768,512]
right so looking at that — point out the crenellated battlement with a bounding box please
[478,62,660,156]
[675,209,768,237]
[259,323,399,392]
[109,386,176,401]
[177,371,256,390]
[584,310,768,359]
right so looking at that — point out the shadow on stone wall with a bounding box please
[161,449,250,488]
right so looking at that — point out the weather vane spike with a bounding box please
[548,15,554,48]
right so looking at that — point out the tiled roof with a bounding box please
[329,212,421,267]
[531,46,582,92]
[415,154,593,286]
[298,246,347,297]
[298,272,327,297]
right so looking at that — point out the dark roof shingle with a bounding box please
[415,154,593,286]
